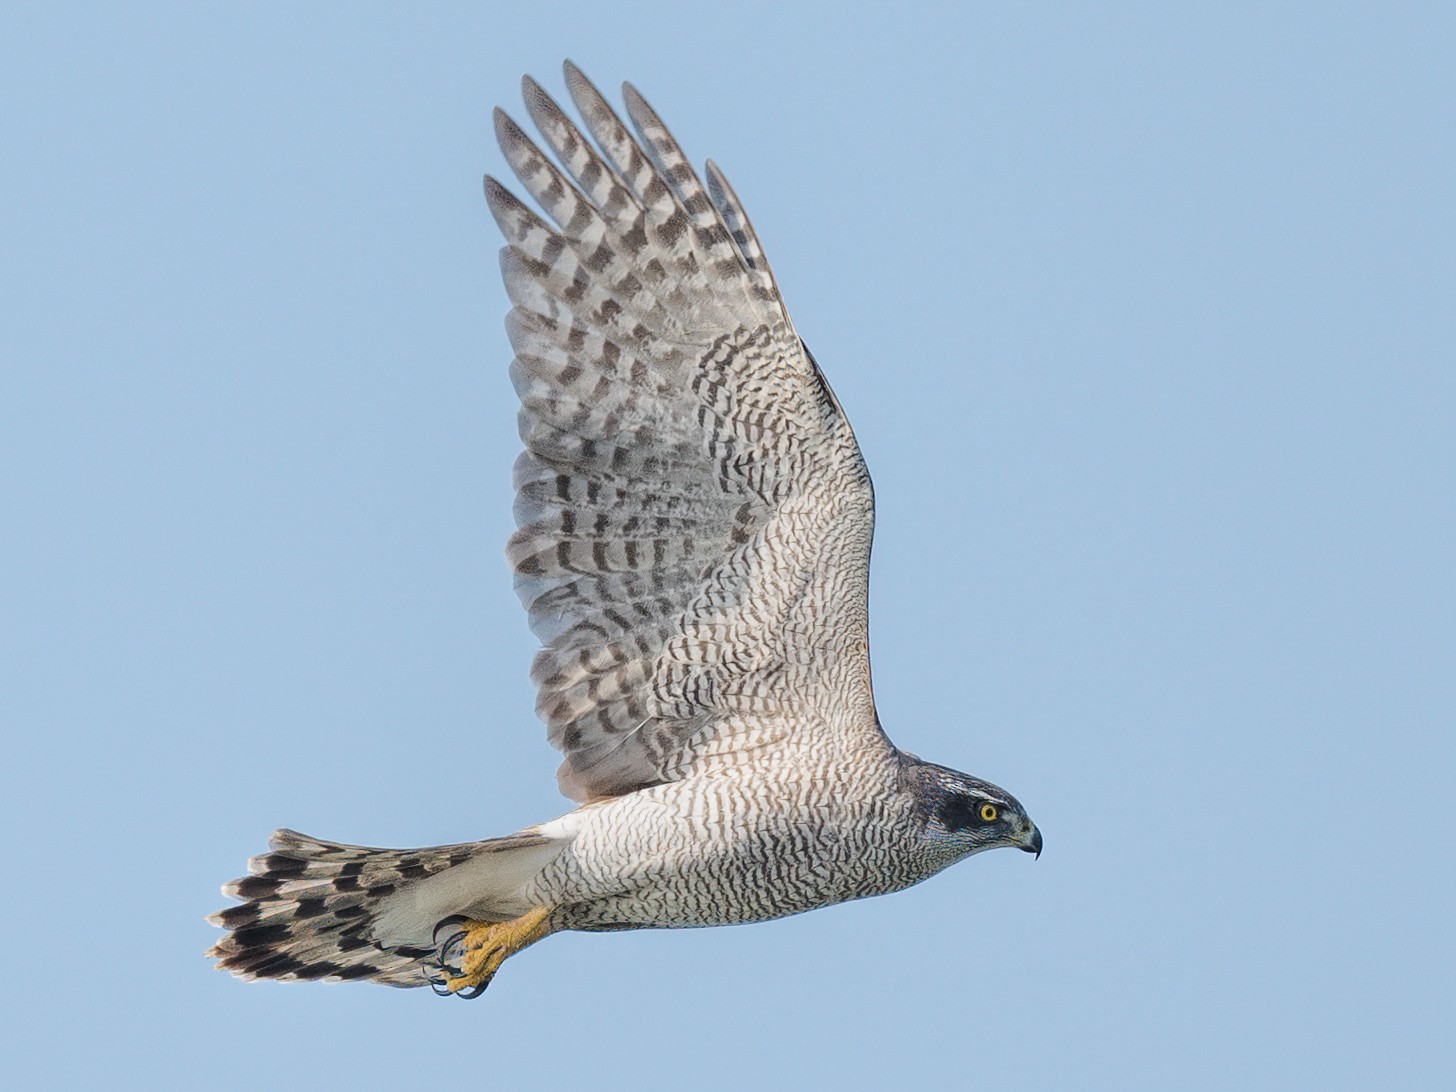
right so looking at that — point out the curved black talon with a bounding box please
[437,934,467,974]
[431,916,471,975]
[421,962,490,999]
[433,915,469,942]
[424,915,485,996]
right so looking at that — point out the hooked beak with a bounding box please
[1018,824,1043,860]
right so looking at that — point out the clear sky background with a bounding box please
[3,3,1453,1089]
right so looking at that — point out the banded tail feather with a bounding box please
[207,828,567,987]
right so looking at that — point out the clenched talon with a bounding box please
[427,905,555,999]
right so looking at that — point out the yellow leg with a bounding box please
[431,905,555,997]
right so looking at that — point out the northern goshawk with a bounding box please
[208,63,1042,997]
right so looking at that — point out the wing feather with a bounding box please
[489,65,882,800]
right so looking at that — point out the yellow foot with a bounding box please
[427,905,554,999]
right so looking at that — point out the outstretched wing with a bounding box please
[488,64,883,801]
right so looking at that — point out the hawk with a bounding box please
[208,62,1041,997]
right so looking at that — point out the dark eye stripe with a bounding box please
[935,793,1007,832]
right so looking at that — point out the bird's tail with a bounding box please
[206,827,568,987]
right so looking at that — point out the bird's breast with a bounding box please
[531,764,936,929]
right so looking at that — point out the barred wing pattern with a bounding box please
[490,64,882,801]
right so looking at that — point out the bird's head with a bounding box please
[901,757,1042,862]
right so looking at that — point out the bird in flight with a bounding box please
[208,62,1042,997]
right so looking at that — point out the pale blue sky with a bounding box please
[3,3,1453,1089]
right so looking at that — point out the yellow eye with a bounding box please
[979,803,999,822]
